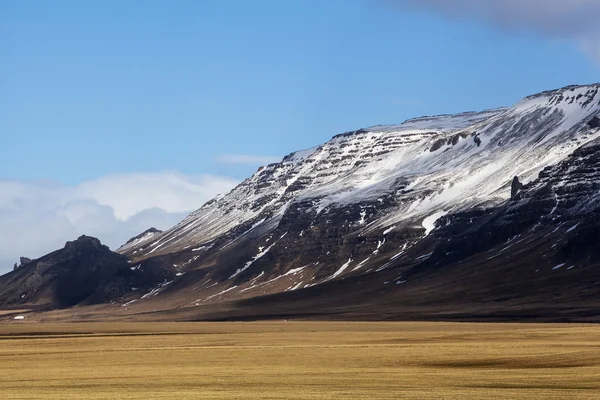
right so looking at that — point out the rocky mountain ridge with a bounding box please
[0,236,175,309]
[2,83,600,321]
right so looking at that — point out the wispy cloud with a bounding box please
[216,154,281,165]
[382,0,600,63]
[0,172,238,274]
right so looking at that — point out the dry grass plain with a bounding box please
[0,321,599,399]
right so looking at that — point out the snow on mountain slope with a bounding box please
[122,85,600,263]
[5,83,600,317]
[117,228,162,254]
[370,108,506,132]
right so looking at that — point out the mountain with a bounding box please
[117,227,163,254]
[3,83,600,321]
[0,236,175,309]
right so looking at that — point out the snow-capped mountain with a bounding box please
[117,227,162,254]
[3,83,600,322]
[124,85,599,262]
[106,83,600,312]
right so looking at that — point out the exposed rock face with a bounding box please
[0,235,175,308]
[13,257,32,271]
[510,176,523,199]
[589,115,600,129]
[19,257,32,266]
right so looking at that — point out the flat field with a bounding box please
[0,321,599,399]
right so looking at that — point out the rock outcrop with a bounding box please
[0,235,175,308]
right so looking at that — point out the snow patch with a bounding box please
[205,285,238,301]
[121,299,137,307]
[422,211,448,236]
[141,280,173,299]
[566,223,579,233]
[358,209,367,225]
[415,252,433,261]
[284,266,307,276]
[230,242,277,279]
[383,226,396,235]
[331,258,353,279]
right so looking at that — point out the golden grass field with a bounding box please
[1,321,599,399]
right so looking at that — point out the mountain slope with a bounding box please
[3,83,600,321]
[109,84,600,311]
[0,236,175,309]
[213,137,600,322]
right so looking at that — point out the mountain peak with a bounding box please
[123,228,162,246]
[66,234,102,246]
[519,83,600,109]
[117,228,164,256]
[4,83,600,321]
[63,235,107,254]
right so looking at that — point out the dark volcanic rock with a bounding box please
[13,257,33,271]
[510,176,523,199]
[19,257,32,266]
[588,115,600,129]
[0,235,175,308]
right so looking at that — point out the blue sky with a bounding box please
[1,0,599,270]
[3,0,599,183]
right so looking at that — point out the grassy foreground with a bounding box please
[0,321,599,399]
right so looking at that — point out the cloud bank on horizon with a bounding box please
[0,172,237,274]
[386,0,600,62]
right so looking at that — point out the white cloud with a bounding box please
[0,172,238,274]
[216,153,281,165]
[384,0,600,63]
[76,172,238,220]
